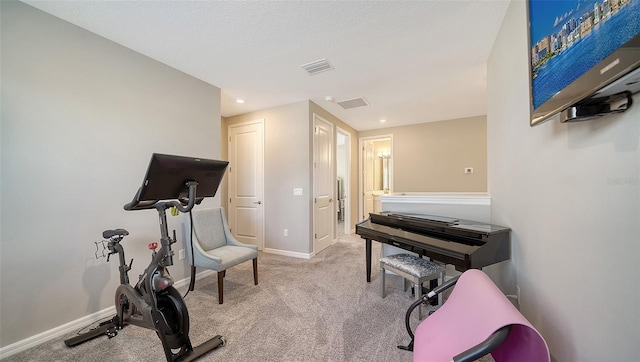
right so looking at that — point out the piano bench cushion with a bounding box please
[380,254,444,278]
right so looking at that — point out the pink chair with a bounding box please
[398,269,549,362]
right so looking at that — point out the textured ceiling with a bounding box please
[22,1,510,131]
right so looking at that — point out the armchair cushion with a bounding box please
[201,245,258,271]
[186,207,258,272]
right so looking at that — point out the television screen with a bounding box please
[528,0,640,125]
[137,153,229,202]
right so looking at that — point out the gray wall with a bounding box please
[309,101,359,234]
[0,1,222,347]
[223,101,359,255]
[359,116,487,192]
[224,102,312,254]
[488,1,639,360]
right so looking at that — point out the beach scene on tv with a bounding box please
[529,0,640,109]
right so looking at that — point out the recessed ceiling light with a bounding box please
[380,119,387,123]
[236,99,245,104]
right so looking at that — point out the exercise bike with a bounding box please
[65,154,229,362]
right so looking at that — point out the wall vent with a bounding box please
[300,58,334,75]
[337,97,369,109]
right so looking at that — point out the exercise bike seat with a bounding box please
[103,229,129,239]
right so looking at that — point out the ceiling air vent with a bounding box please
[300,58,334,75]
[337,97,369,110]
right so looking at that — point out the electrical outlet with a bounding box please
[284,229,288,237]
[179,249,185,260]
[464,167,474,174]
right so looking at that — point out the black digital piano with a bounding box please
[355,212,511,282]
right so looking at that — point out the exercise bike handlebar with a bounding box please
[124,181,200,213]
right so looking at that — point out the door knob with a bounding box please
[254,201,262,204]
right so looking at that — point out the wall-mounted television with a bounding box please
[528,0,640,126]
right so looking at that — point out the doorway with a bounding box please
[359,135,393,221]
[336,128,351,236]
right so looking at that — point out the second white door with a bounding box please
[228,120,264,250]
[314,114,334,254]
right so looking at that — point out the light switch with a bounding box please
[293,188,303,196]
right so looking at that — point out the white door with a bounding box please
[362,140,375,220]
[228,120,264,250]
[314,114,334,254]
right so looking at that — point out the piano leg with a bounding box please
[366,238,372,283]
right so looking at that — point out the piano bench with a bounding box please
[380,254,445,320]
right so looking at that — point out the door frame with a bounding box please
[336,126,351,235]
[358,134,393,222]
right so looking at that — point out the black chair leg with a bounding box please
[189,266,196,291]
[253,258,258,285]
[217,270,225,304]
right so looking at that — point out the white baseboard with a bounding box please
[0,269,215,359]
[0,305,116,359]
[263,248,312,259]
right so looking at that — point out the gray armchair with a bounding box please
[184,207,258,304]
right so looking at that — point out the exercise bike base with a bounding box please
[175,335,225,362]
[65,324,225,362]
[64,321,118,347]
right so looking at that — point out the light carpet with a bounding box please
[5,234,426,362]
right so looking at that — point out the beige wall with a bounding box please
[359,116,487,192]
[1,1,222,347]
[488,2,639,360]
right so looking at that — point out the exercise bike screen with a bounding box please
[136,153,229,201]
